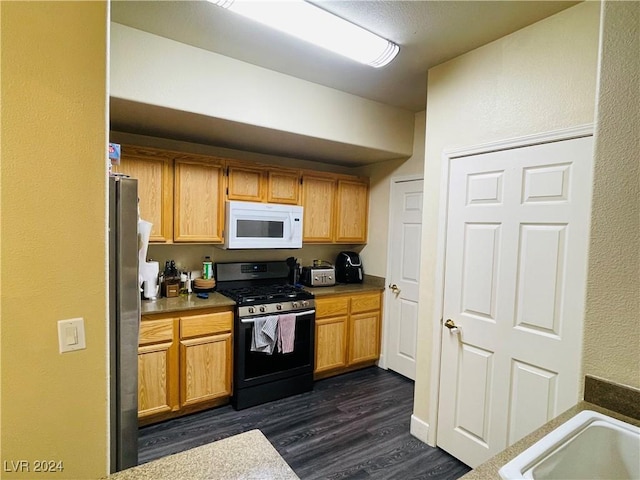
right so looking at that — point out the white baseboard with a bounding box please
[410,414,430,444]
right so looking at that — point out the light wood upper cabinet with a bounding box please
[226,163,264,202]
[301,173,369,244]
[267,170,300,204]
[227,162,301,205]
[301,174,336,243]
[113,146,173,243]
[115,144,369,245]
[335,178,369,243]
[173,155,225,243]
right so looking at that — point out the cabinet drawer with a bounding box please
[316,296,349,318]
[350,293,381,314]
[139,318,175,346]
[180,311,233,339]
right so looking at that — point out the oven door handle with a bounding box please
[241,309,315,324]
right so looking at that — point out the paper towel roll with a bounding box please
[138,219,152,261]
[141,261,160,299]
[138,219,153,286]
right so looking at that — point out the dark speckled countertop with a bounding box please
[141,276,385,315]
[141,292,236,315]
[303,275,385,297]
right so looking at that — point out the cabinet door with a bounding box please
[315,317,348,374]
[301,174,336,242]
[138,319,179,419]
[227,164,264,202]
[268,170,300,204]
[114,146,173,243]
[174,157,224,242]
[335,178,369,243]
[180,333,232,407]
[348,311,380,365]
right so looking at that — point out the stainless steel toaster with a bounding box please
[300,266,336,287]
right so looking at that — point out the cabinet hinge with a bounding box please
[300,177,303,185]
[226,166,229,176]
[226,187,229,195]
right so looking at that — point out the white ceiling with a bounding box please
[111,0,579,112]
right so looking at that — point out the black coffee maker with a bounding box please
[335,251,364,283]
[286,256,301,286]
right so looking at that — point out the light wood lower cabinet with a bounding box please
[138,308,233,425]
[179,312,233,408]
[315,317,348,374]
[138,318,179,421]
[314,291,382,379]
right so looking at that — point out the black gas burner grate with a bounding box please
[216,283,312,305]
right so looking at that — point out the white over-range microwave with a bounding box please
[224,200,303,249]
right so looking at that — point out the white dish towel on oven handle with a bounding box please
[250,315,278,354]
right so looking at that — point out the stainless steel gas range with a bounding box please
[215,261,315,410]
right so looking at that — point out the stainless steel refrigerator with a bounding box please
[109,176,139,472]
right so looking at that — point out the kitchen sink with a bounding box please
[499,410,640,479]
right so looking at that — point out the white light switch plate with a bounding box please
[57,318,86,353]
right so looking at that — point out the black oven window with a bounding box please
[237,220,284,238]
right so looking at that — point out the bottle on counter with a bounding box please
[179,272,189,296]
[203,256,213,280]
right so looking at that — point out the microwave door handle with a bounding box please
[289,212,295,240]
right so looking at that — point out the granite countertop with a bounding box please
[142,277,385,315]
[302,276,385,297]
[461,401,640,479]
[106,430,298,480]
[141,292,235,315]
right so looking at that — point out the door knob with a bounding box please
[388,283,400,293]
[444,318,460,334]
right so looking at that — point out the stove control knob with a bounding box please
[276,304,282,311]
[259,305,267,313]
[302,300,308,307]
[248,307,255,314]
[292,301,298,309]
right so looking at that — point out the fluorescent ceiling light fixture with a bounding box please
[208,0,400,68]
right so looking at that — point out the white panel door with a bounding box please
[386,179,423,379]
[437,136,593,467]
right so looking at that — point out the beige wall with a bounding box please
[583,1,639,389]
[110,23,414,159]
[356,111,427,278]
[1,2,109,479]
[414,1,601,431]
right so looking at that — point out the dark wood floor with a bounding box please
[139,367,471,479]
